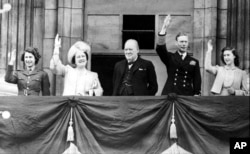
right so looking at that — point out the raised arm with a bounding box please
[156,14,172,65]
[5,49,18,83]
[204,39,217,75]
[159,14,171,35]
[49,34,66,75]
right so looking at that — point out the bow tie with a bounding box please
[128,61,135,65]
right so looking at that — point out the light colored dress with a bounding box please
[210,66,245,95]
[205,50,246,96]
[241,70,249,96]
[50,57,103,96]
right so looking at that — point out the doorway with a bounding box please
[91,55,124,96]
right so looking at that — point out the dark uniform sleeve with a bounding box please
[193,60,202,95]
[147,61,158,95]
[41,72,50,96]
[5,65,18,84]
[156,33,170,66]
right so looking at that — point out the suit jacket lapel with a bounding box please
[131,57,143,73]
[117,60,127,83]
[174,51,192,67]
[174,52,183,66]
[181,55,191,67]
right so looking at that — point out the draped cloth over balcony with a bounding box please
[0,96,249,154]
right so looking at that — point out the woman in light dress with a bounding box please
[50,34,103,96]
[205,40,248,96]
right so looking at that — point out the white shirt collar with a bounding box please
[178,51,187,59]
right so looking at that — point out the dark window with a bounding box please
[91,55,124,96]
[122,15,155,49]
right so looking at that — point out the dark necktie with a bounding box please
[28,68,32,72]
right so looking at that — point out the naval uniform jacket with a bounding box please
[5,65,50,96]
[112,57,158,96]
[156,34,201,96]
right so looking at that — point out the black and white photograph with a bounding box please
[0,0,249,153]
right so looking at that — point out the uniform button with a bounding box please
[27,87,29,90]
[185,76,187,78]
[175,78,177,81]
[174,83,176,85]
[183,84,186,87]
[185,71,188,74]
[175,73,178,76]
[27,81,29,84]
[28,76,30,79]
[176,69,178,71]
[183,80,186,83]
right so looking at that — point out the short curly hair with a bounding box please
[21,47,41,65]
[71,51,89,65]
[220,47,239,66]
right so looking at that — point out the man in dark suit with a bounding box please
[156,15,201,96]
[112,39,158,96]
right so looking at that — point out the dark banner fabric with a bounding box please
[0,96,249,154]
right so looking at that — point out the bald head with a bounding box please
[124,39,139,62]
[125,39,139,50]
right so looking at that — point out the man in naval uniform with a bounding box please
[156,15,201,96]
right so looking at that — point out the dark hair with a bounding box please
[220,47,239,66]
[21,47,41,65]
[71,51,89,65]
[175,32,189,41]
